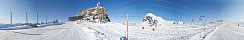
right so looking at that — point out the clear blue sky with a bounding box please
[0,0,244,24]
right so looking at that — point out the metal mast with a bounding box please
[36,11,39,24]
[26,11,28,24]
[46,15,48,24]
[10,11,13,27]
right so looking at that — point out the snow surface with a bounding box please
[0,20,243,40]
[205,22,244,40]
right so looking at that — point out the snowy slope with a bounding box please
[76,20,221,40]
[205,22,244,40]
[0,20,243,40]
[0,21,105,40]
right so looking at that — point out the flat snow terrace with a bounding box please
[0,22,99,40]
[205,22,244,40]
[0,21,243,40]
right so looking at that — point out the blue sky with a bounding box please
[0,0,244,24]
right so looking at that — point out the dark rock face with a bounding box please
[69,6,110,23]
[68,16,84,21]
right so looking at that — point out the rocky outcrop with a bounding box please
[69,3,110,23]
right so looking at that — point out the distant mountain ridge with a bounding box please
[0,23,8,28]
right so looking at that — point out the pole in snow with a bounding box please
[10,11,13,27]
[46,15,48,24]
[26,11,28,24]
[191,19,194,25]
[36,11,39,24]
[125,14,128,40]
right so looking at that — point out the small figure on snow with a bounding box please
[142,27,144,29]
[238,24,240,27]
[152,28,155,31]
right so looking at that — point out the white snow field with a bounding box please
[205,22,244,40]
[0,21,243,40]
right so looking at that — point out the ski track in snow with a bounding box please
[0,21,244,40]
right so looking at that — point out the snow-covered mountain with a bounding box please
[69,3,110,23]
[142,12,184,28]
[142,12,164,27]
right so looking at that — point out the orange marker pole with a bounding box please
[126,14,128,40]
